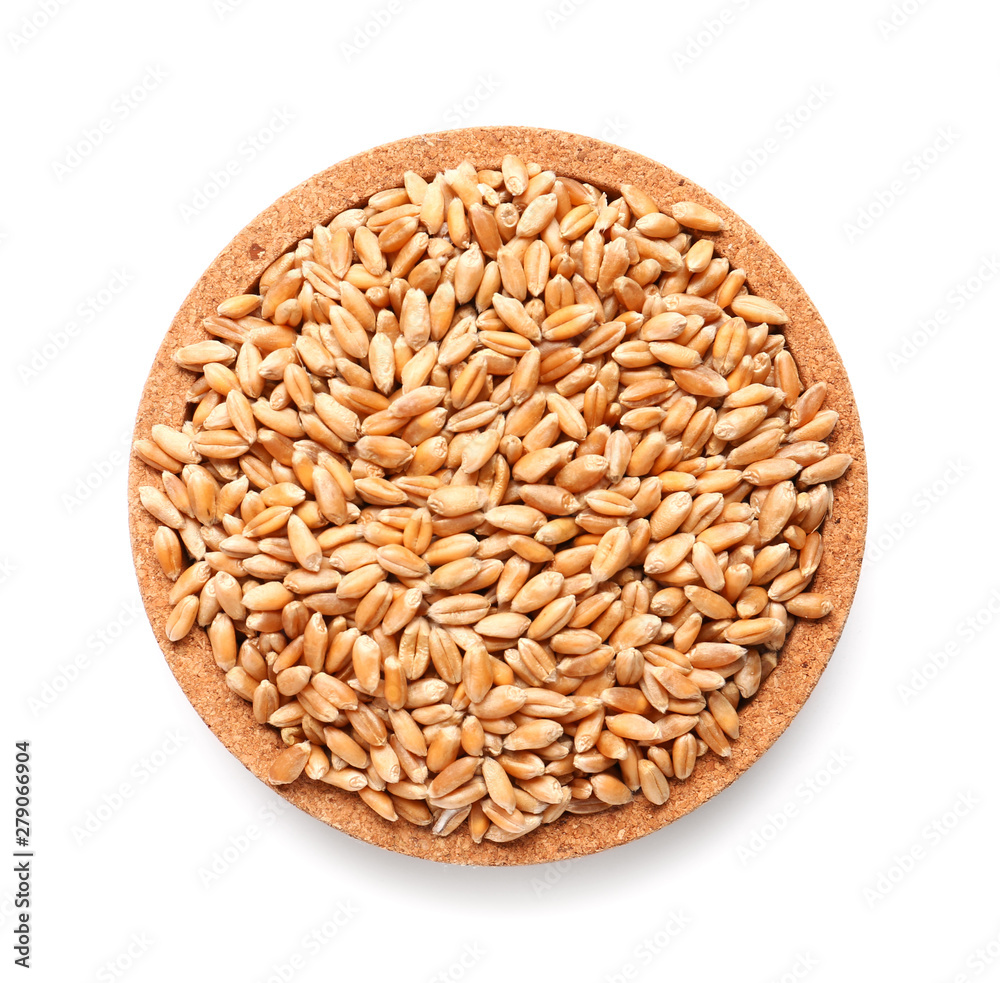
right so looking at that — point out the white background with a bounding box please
[5,0,999,980]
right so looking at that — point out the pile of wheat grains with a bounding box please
[133,155,853,843]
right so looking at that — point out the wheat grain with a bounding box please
[134,156,854,843]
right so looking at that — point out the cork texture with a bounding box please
[127,126,868,866]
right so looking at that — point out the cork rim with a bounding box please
[128,126,867,866]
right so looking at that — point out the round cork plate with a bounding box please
[128,126,867,866]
